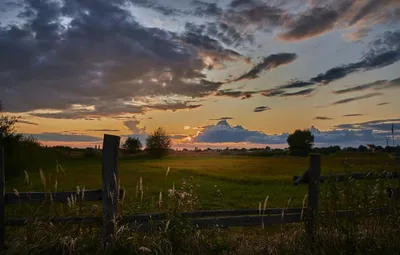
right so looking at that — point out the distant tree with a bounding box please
[265,146,271,151]
[0,101,18,142]
[146,127,171,158]
[287,129,314,156]
[123,136,142,154]
[358,145,368,152]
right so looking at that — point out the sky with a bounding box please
[0,0,399,149]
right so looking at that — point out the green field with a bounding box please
[6,152,398,214]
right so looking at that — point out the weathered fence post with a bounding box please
[102,135,120,247]
[0,146,5,250]
[306,153,321,251]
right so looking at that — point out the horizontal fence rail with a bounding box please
[5,189,125,204]
[5,208,390,230]
[293,171,400,185]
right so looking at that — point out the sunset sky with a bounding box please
[1,0,399,148]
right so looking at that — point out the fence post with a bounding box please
[102,135,120,247]
[305,153,321,251]
[0,146,5,250]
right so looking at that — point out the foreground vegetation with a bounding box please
[2,151,400,254]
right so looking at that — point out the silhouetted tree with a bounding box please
[287,129,314,156]
[123,136,142,154]
[358,145,368,152]
[146,127,171,158]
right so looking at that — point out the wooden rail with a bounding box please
[5,189,125,204]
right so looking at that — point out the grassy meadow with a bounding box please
[6,151,398,212]
[3,150,400,254]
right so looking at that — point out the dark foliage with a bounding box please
[287,129,314,156]
[146,127,171,158]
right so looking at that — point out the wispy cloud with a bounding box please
[314,116,333,120]
[333,77,400,94]
[332,92,382,105]
[377,102,391,106]
[209,117,234,121]
[233,53,297,82]
[17,120,38,126]
[343,114,363,117]
[254,106,271,112]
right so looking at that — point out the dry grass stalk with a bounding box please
[24,171,30,185]
[165,166,170,179]
[158,190,163,210]
[139,177,143,202]
[301,194,308,220]
[39,168,46,189]
[259,202,262,215]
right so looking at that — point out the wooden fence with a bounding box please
[1,135,399,249]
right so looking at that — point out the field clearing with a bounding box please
[6,152,398,213]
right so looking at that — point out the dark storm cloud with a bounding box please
[0,0,232,116]
[333,77,400,94]
[314,116,333,120]
[254,106,271,112]
[233,53,297,82]
[331,92,382,105]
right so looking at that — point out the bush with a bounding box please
[146,127,171,158]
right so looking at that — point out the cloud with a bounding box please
[214,89,259,99]
[194,119,289,144]
[310,30,400,84]
[193,119,400,147]
[278,0,398,42]
[170,134,189,139]
[209,117,234,121]
[123,117,146,134]
[278,6,344,42]
[377,102,391,106]
[233,53,297,82]
[280,88,315,97]
[144,102,202,111]
[16,120,38,126]
[276,80,316,90]
[27,132,102,142]
[333,77,400,94]
[86,129,120,132]
[314,116,333,120]
[0,0,232,116]
[335,118,400,132]
[344,27,372,42]
[343,114,363,117]
[254,106,271,112]
[332,92,382,105]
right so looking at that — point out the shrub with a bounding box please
[145,127,171,158]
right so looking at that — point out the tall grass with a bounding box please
[4,161,400,254]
